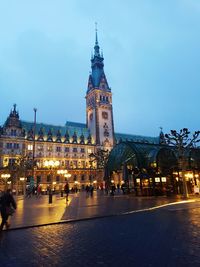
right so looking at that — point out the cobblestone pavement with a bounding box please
[8,191,200,229]
[0,201,200,267]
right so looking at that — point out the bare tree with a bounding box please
[89,149,110,184]
[165,128,200,197]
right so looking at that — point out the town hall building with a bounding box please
[1,30,198,196]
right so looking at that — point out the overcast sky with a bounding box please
[0,0,200,137]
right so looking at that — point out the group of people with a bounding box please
[26,184,42,198]
[0,189,17,232]
[85,184,94,197]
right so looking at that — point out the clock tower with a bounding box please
[86,27,114,151]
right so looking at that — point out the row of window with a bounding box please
[28,144,91,154]
[6,143,20,149]
[36,159,94,169]
[36,174,93,183]
[100,95,109,102]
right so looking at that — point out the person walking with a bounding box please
[85,185,90,197]
[0,189,17,231]
[89,184,94,197]
[64,182,70,202]
[36,184,42,198]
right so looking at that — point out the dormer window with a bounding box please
[11,129,17,136]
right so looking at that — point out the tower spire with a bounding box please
[94,22,100,56]
[95,22,98,45]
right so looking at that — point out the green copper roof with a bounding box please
[115,132,159,144]
[21,120,90,139]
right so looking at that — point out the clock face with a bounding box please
[102,111,108,119]
[89,113,93,120]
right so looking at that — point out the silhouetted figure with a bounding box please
[121,183,125,194]
[90,184,94,197]
[64,183,70,202]
[0,189,17,231]
[111,184,116,196]
[86,185,90,197]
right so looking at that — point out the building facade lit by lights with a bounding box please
[0,30,182,193]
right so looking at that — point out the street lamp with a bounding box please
[43,160,60,203]
[57,169,71,197]
[32,108,37,185]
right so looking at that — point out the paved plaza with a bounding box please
[0,192,200,266]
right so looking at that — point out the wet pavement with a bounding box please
[0,198,200,267]
[4,191,200,229]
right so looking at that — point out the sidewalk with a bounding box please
[6,191,200,230]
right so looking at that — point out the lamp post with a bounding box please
[44,160,60,203]
[57,170,71,197]
[32,108,37,185]
[1,174,11,190]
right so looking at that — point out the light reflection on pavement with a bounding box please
[7,191,200,230]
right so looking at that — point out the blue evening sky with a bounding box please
[0,0,200,137]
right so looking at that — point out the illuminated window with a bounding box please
[73,161,77,168]
[28,144,33,151]
[88,148,92,154]
[37,146,43,151]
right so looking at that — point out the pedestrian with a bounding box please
[121,183,125,194]
[85,185,90,197]
[0,189,17,231]
[117,183,120,193]
[89,184,94,197]
[111,184,116,196]
[64,182,70,202]
[37,184,42,197]
[26,185,32,198]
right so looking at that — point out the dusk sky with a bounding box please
[0,0,200,137]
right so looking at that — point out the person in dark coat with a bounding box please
[0,189,17,231]
[64,183,70,202]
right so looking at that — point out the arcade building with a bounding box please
[0,30,200,196]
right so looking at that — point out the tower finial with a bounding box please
[94,22,100,56]
[95,22,98,45]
